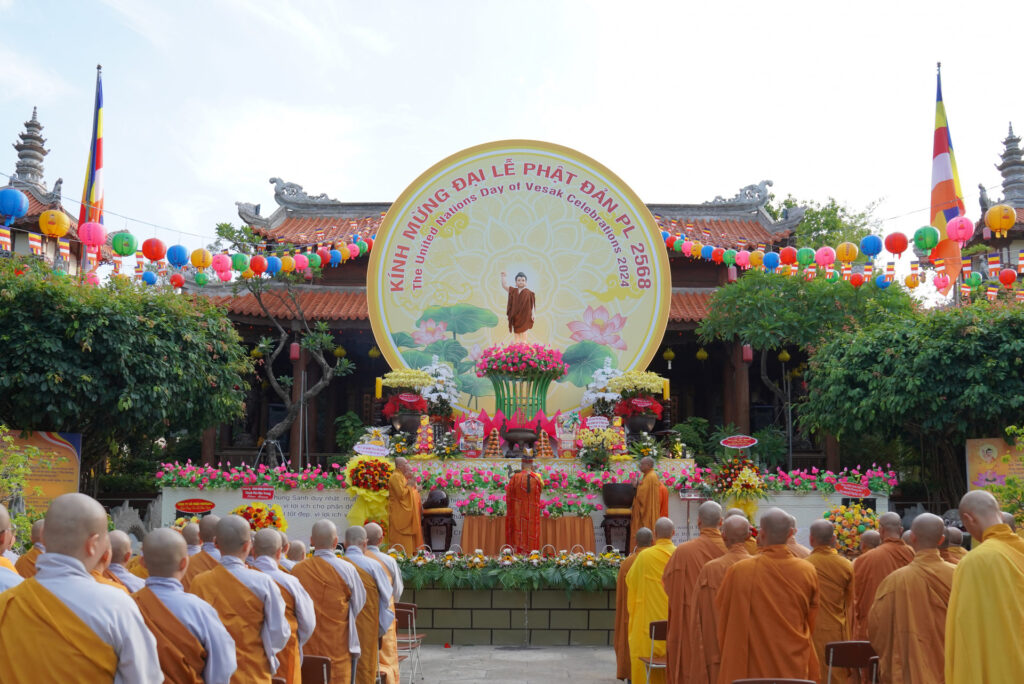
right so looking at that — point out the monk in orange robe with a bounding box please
[14,520,44,577]
[626,517,676,684]
[858,530,881,557]
[91,547,130,593]
[662,500,726,684]
[183,514,221,590]
[501,270,536,342]
[614,527,653,680]
[716,507,819,684]
[852,512,913,640]
[0,493,162,683]
[630,457,662,552]
[805,519,855,684]
[940,526,966,565]
[867,513,954,684]
[726,508,760,555]
[387,457,423,554]
[366,523,401,684]
[505,455,544,553]
[292,519,366,683]
[690,514,752,684]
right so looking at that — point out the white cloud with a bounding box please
[0,48,75,105]
[98,0,175,49]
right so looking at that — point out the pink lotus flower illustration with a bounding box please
[972,470,1006,487]
[412,319,448,345]
[567,305,628,351]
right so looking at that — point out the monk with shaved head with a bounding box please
[105,530,144,592]
[852,511,912,640]
[252,528,315,684]
[630,457,663,553]
[626,517,675,683]
[859,529,881,556]
[182,522,201,555]
[183,513,221,589]
[614,527,653,680]
[387,456,423,554]
[136,528,237,683]
[291,518,366,681]
[691,513,752,683]
[868,513,954,683]
[716,508,820,683]
[365,522,402,684]
[805,519,854,683]
[940,526,966,565]
[662,500,726,683]
[0,493,161,682]
[286,539,307,564]
[189,515,290,682]
[726,508,759,555]
[276,530,294,570]
[946,490,1024,681]
[0,504,23,591]
[786,514,811,558]
[14,519,44,578]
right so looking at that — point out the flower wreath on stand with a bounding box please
[381,369,432,420]
[344,454,395,529]
[230,502,289,531]
[608,370,664,419]
[824,502,879,556]
[712,456,767,521]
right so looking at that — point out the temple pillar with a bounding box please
[201,427,216,463]
[288,349,308,466]
[824,433,840,471]
[219,423,231,449]
[306,361,322,455]
[325,379,338,453]
[722,342,750,433]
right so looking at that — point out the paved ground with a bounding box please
[412,644,619,683]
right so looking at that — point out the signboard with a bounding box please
[241,486,275,501]
[584,416,609,430]
[720,435,758,449]
[354,443,389,458]
[10,431,81,512]
[368,140,671,414]
[835,482,871,498]
[965,438,1024,491]
[174,498,216,514]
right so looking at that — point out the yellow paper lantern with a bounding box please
[368,346,382,359]
[836,242,859,264]
[904,274,919,289]
[749,250,764,268]
[333,345,347,358]
[190,248,212,269]
[280,255,295,273]
[690,240,703,256]
[241,268,254,280]
[696,347,708,361]
[38,210,70,238]
[985,204,1017,238]
[778,349,791,363]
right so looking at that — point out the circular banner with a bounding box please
[368,140,670,414]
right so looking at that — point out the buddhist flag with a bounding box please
[58,238,70,263]
[78,66,104,226]
[0,227,10,251]
[961,258,972,279]
[960,283,971,299]
[112,255,122,274]
[1017,289,1024,302]
[841,264,851,281]
[988,253,1000,278]
[931,64,965,238]
[28,233,42,255]
[1018,249,1024,274]
[885,261,895,282]
[863,263,873,280]
[987,285,999,301]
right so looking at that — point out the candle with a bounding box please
[375,377,383,399]
[662,378,670,400]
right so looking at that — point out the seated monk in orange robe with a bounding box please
[183,514,222,590]
[716,508,820,684]
[91,546,131,594]
[366,523,401,684]
[630,457,661,552]
[869,513,956,684]
[614,527,653,680]
[662,500,727,684]
[852,512,913,640]
[690,514,752,684]
[14,520,44,578]
[292,519,367,683]
[805,519,855,684]
[501,271,536,342]
[0,493,161,683]
[505,456,543,553]
[387,457,423,555]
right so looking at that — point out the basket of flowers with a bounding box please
[823,502,879,556]
[608,370,665,433]
[343,454,395,528]
[577,426,627,471]
[381,369,432,431]
[711,456,767,520]
[475,343,568,417]
[229,502,288,531]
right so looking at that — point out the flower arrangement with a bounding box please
[156,461,349,491]
[580,359,623,417]
[420,356,460,417]
[172,515,199,531]
[388,432,414,459]
[541,492,603,519]
[230,502,288,532]
[381,369,434,391]
[763,466,900,496]
[475,343,569,380]
[607,370,665,398]
[628,432,660,461]
[711,457,762,496]
[344,454,394,492]
[453,492,507,517]
[576,427,626,470]
[433,430,462,461]
[823,502,879,556]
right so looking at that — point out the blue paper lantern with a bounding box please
[265,256,282,275]
[166,244,189,267]
[860,235,883,258]
[0,187,29,225]
[875,275,891,289]
[329,249,342,266]
[700,245,713,260]
[142,271,158,285]
[660,230,670,241]
[763,251,781,270]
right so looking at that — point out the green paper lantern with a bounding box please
[723,249,737,266]
[913,225,940,251]
[674,239,683,252]
[307,253,321,269]
[194,272,208,286]
[231,253,249,272]
[111,232,137,257]
[796,247,815,267]
[966,272,982,287]
[357,240,368,256]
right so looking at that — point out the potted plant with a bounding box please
[609,369,665,434]
[381,368,432,433]
[577,426,627,471]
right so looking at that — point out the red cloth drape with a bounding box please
[505,471,543,553]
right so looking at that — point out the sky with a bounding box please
[1,1,1023,252]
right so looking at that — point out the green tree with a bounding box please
[799,302,1024,504]
[766,195,881,248]
[0,257,251,492]
[697,271,914,406]
[215,223,355,453]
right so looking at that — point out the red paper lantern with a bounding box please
[999,268,1017,289]
[169,273,185,288]
[317,247,331,264]
[850,273,865,288]
[712,247,725,264]
[290,342,301,361]
[142,238,166,261]
[779,246,798,265]
[884,232,908,258]
[742,344,754,363]
[250,255,268,274]
[666,236,677,250]
[727,265,738,283]
[364,237,374,251]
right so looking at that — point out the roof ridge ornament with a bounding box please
[704,180,773,207]
[269,177,344,211]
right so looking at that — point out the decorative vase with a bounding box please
[486,372,553,418]
[625,413,657,435]
[392,411,422,434]
[601,482,636,510]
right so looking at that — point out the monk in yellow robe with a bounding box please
[505,455,544,553]
[501,270,536,342]
[14,519,44,577]
[292,519,366,683]
[135,527,238,684]
[868,513,954,684]
[805,519,854,684]
[940,526,966,565]
[614,527,653,680]
[630,457,662,552]
[690,514,752,684]
[662,500,726,684]
[189,515,290,684]
[626,516,676,684]
[183,514,222,589]
[946,491,1024,682]
[852,512,912,640]
[387,457,424,554]
[716,508,819,684]
[0,493,161,683]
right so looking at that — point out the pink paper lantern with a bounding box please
[211,253,231,272]
[814,246,836,267]
[293,253,309,270]
[933,274,950,291]
[78,222,106,247]
[735,250,750,268]
[681,240,693,257]
[218,270,231,282]
[946,216,974,246]
[347,244,360,259]
[84,272,100,286]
